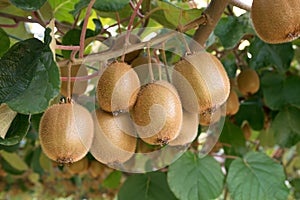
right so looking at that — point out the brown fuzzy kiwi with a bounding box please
[172,51,230,115]
[168,110,198,146]
[111,34,142,63]
[237,68,260,96]
[67,156,89,175]
[131,80,183,145]
[242,122,252,140]
[251,0,300,44]
[90,109,137,165]
[199,107,222,126]
[39,102,94,164]
[97,62,140,113]
[226,90,240,116]
[89,160,105,178]
[60,64,88,97]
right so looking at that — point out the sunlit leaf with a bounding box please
[0,104,17,139]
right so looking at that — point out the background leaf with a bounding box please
[215,13,254,49]
[48,0,79,23]
[261,72,300,110]
[167,152,224,200]
[9,0,46,11]
[0,27,10,57]
[248,37,294,72]
[0,114,30,146]
[118,171,177,200]
[0,150,28,171]
[0,37,60,114]
[227,152,289,200]
[271,106,300,147]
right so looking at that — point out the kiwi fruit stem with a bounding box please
[160,46,171,82]
[67,62,72,99]
[147,45,155,82]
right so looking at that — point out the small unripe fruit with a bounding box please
[60,64,88,97]
[131,80,183,145]
[67,156,89,175]
[237,68,260,96]
[90,109,137,165]
[89,160,105,178]
[226,90,240,116]
[172,52,230,114]
[39,103,94,164]
[251,0,300,44]
[97,62,140,113]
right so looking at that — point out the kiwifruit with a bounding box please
[226,90,240,115]
[111,33,142,63]
[60,64,88,97]
[131,80,183,145]
[96,61,140,113]
[90,109,137,165]
[237,68,260,96]
[67,156,89,175]
[251,0,300,44]
[39,102,94,164]
[242,122,252,140]
[172,51,230,114]
[199,107,222,126]
[168,110,198,146]
[89,160,105,178]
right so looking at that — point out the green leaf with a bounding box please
[0,37,60,114]
[0,114,30,146]
[0,150,28,171]
[118,171,177,200]
[290,178,300,199]
[103,170,122,189]
[220,53,237,79]
[167,152,224,200]
[9,0,46,11]
[248,37,294,72]
[215,13,254,49]
[72,0,129,16]
[227,152,289,200]
[48,0,79,23]
[220,120,247,157]
[261,72,300,110]
[271,106,300,147]
[0,28,10,57]
[156,1,202,28]
[234,99,265,130]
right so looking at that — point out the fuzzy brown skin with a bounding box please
[251,0,300,44]
[172,52,230,114]
[131,80,183,146]
[39,103,94,165]
[237,68,260,96]
[226,90,240,116]
[60,64,88,97]
[90,109,137,165]
[97,62,140,113]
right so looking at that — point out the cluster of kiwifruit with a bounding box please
[225,67,260,116]
[89,48,231,166]
[38,37,231,167]
[251,0,300,44]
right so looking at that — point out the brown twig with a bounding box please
[229,0,252,11]
[192,0,230,48]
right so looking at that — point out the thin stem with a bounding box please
[72,10,81,29]
[153,49,162,80]
[0,12,40,23]
[56,45,80,51]
[60,70,100,81]
[147,44,154,82]
[160,43,170,83]
[130,0,144,18]
[67,61,72,99]
[126,0,143,39]
[132,7,165,30]
[79,0,96,58]
[0,22,19,28]
[115,12,122,34]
